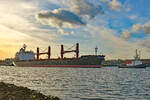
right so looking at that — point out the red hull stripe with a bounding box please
[31,65,102,68]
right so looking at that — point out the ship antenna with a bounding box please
[95,46,98,55]
[139,50,141,59]
[23,44,27,50]
[135,49,140,60]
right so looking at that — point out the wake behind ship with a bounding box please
[13,43,105,68]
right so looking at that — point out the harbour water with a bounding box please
[0,66,150,100]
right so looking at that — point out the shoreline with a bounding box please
[0,82,60,100]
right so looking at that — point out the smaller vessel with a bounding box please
[118,49,146,68]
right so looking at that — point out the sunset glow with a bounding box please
[0,0,150,60]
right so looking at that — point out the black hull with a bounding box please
[13,56,105,67]
[118,64,146,68]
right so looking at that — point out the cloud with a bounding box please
[86,24,139,59]
[129,14,138,19]
[0,0,58,41]
[58,28,69,35]
[121,22,150,39]
[126,7,131,12]
[0,0,62,59]
[36,9,85,29]
[121,30,132,39]
[142,22,150,34]
[101,0,123,11]
[140,39,150,49]
[108,0,122,12]
[36,0,104,35]
[121,24,141,39]
[70,0,104,19]
[137,39,150,58]
[0,49,9,59]
[36,8,87,35]
[132,24,141,32]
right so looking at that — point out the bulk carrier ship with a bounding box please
[13,43,105,68]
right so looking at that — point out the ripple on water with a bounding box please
[0,67,150,100]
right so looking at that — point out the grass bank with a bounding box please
[0,82,61,100]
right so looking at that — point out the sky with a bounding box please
[0,0,150,60]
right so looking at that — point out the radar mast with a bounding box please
[95,46,98,55]
[23,44,27,51]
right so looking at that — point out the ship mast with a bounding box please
[135,49,140,60]
[95,46,98,55]
[23,44,27,51]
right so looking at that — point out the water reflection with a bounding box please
[0,67,150,100]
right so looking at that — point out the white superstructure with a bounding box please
[15,44,35,60]
[126,49,142,66]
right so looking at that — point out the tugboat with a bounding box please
[118,49,146,68]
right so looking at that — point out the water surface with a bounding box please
[0,66,150,100]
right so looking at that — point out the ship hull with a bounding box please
[13,58,104,68]
[15,64,102,68]
[118,64,146,68]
